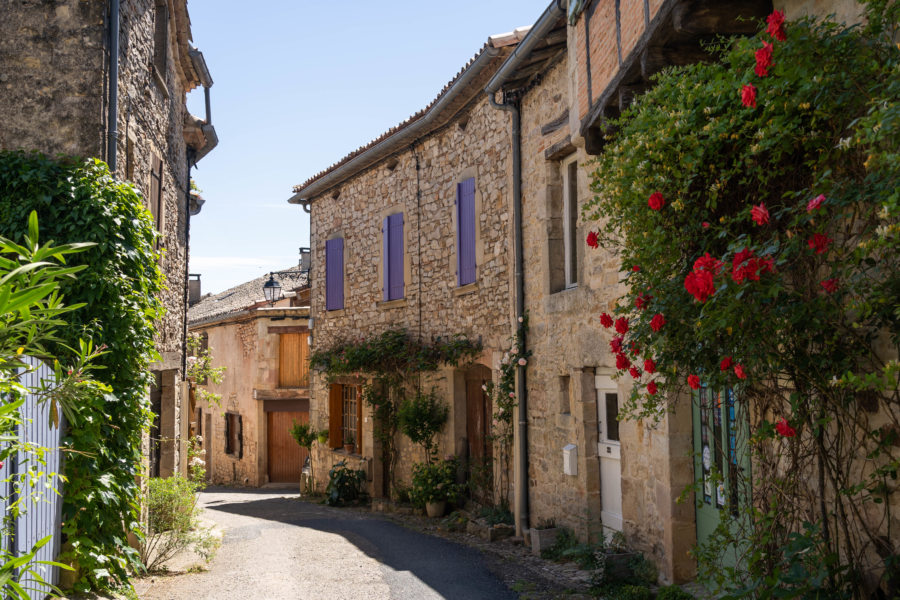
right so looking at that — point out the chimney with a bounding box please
[188,273,201,306]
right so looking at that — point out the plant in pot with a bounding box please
[289,421,318,494]
[410,456,463,517]
[343,433,355,454]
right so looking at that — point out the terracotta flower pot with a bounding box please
[425,500,446,518]
[343,443,355,454]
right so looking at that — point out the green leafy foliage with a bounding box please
[324,460,367,507]
[409,457,463,507]
[584,5,899,597]
[397,389,448,461]
[140,475,216,573]
[656,586,695,600]
[0,152,163,590]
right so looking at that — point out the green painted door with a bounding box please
[692,386,750,567]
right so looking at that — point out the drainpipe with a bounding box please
[107,0,120,172]
[181,150,194,380]
[488,90,528,538]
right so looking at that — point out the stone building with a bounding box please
[0,0,218,477]
[188,270,311,487]
[288,31,532,500]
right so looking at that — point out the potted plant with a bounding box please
[410,456,463,517]
[531,518,561,556]
[343,433,355,454]
[289,421,318,494]
[317,431,329,445]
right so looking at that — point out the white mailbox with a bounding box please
[563,443,578,476]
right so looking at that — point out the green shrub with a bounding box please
[409,457,463,507]
[140,475,216,573]
[477,504,513,526]
[397,388,448,460]
[541,527,577,561]
[656,585,695,600]
[0,152,161,590]
[597,584,652,600]
[324,460,367,507]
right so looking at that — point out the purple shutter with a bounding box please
[388,213,404,300]
[325,238,343,310]
[457,178,476,286]
[382,216,390,301]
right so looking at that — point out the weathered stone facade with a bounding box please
[0,0,217,478]
[297,41,520,500]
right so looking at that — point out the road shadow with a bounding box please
[202,489,517,600]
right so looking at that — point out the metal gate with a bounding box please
[1,356,65,599]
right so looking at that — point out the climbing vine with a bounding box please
[310,329,481,495]
[0,152,163,591]
[584,5,898,597]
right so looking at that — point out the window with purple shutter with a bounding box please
[383,213,404,301]
[325,237,344,310]
[456,178,476,286]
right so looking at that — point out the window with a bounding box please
[562,158,579,288]
[456,178,476,286]
[224,412,242,458]
[602,392,620,442]
[559,375,571,415]
[148,154,164,242]
[328,383,362,451]
[382,213,404,301]
[153,2,169,83]
[279,332,309,387]
[325,237,344,310]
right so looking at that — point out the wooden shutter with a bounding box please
[328,384,342,449]
[236,415,243,459]
[387,213,404,300]
[356,385,363,454]
[456,178,476,286]
[325,238,344,310]
[279,333,302,387]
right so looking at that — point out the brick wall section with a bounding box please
[308,95,515,496]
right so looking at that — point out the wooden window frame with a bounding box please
[328,383,363,452]
[224,412,242,458]
[562,157,579,289]
[152,1,170,93]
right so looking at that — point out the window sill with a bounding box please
[453,281,479,297]
[376,298,407,310]
[325,309,345,317]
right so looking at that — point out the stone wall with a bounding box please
[0,0,199,475]
[520,52,696,583]
[308,93,515,499]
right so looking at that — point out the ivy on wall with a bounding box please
[0,152,163,591]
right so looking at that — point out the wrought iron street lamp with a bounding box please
[262,247,311,305]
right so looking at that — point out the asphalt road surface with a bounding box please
[137,487,519,600]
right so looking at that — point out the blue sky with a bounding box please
[186,0,551,295]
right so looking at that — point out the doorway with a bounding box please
[465,365,493,504]
[267,410,308,483]
[595,374,623,533]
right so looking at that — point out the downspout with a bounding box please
[181,149,195,380]
[488,90,528,537]
[107,0,120,172]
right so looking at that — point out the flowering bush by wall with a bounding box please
[584,4,899,596]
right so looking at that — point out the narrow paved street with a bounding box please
[137,487,519,600]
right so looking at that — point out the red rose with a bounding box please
[807,194,826,212]
[632,265,640,272]
[610,336,624,353]
[629,366,641,378]
[648,192,665,211]
[650,313,666,332]
[644,358,656,374]
[616,352,631,370]
[767,10,787,41]
[684,270,715,303]
[720,356,733,371]
[615,317,629,334]
[600,313,614,328]
[821,278,839,293]
[702,221,710,228]
[647,381,658,395]
[694,253,724,275]
[807,233,832,255]
[688,374,700,390]
[734,363,747,379]
[741,84,757,108]
[751,203,770,226]
[732,248,766,284]
[587,231,599,248]
[775,417,796,437]
[754,42,774,77]
[635,293,650,310]
[629,342,641,356]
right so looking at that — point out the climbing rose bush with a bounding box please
[584,4,899,596]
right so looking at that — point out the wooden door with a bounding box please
[466,377,492,461]
[279,332,309,388]
[267,411,308,483]
[596,375,623,533]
